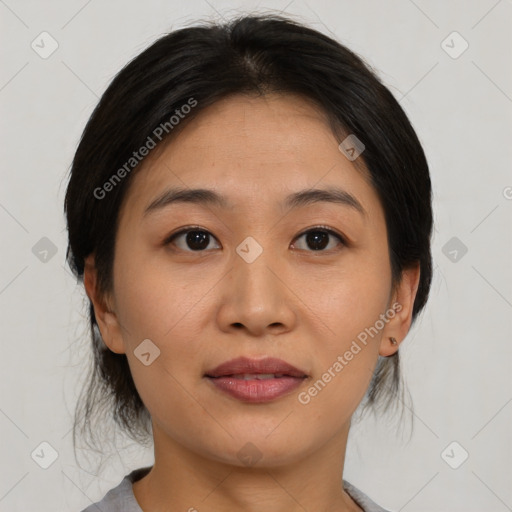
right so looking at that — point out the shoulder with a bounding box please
[343,479,393,512]
[78,466,152,512]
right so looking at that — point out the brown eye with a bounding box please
[292,227,346,252]
[166,228,221,252]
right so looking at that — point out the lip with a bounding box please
[204,356,308,403]
[205,356,308,378]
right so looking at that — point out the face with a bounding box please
[85,93,419,468]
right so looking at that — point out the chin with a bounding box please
[201,430,311,469]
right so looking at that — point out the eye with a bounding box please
[291,226,346,252]
[165,227,221,252]
[165,225,346,253]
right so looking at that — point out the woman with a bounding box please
[66,13,433,512]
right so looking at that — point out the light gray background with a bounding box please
[1,1,511,511]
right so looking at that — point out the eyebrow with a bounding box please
[143,186,366,218]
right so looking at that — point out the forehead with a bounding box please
[119,93,380,221]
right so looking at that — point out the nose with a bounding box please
[216,242,297,337]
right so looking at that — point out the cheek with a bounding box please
[296,352,375,437]
[112,247,212,342]
[307,257,391,339]
[303,256,390,406]
[298,272,389,414]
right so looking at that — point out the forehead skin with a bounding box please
[115,92,386,257]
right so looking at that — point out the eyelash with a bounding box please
[164,225,347,253]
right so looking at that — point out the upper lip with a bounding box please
[205,356,308,378]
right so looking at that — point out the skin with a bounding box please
[84,93,420,512]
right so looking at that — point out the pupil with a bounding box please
[187,230,209,250]
[307,231,328,250]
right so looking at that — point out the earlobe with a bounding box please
[379,263,421,357]
[83,254,126,354]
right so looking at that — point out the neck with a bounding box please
[132,421,363,512]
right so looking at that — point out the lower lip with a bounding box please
[206,376,306,403]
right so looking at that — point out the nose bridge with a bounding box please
[220,232,294,333]
[233,233,279,301]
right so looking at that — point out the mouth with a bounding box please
[205,356,308,379]
[207,373,301,380]
[204,356,308,403]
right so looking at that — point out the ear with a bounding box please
[83,254,126,354]
[379,263,421,357]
